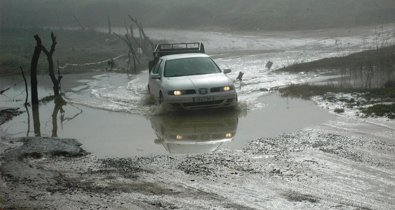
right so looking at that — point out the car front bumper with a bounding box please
[165,91,238,110]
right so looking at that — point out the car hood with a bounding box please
[163,73,233,90]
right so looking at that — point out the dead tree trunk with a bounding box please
[42,32,62,96]
[32,104,41,137]
[31,35,42,105]
[51,96,66,137]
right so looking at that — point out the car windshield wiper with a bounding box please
[168,74,186,77]
[190,72,209,76]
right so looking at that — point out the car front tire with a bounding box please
[158,92,164,105]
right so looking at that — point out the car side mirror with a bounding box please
[148,60,155,72]
[223,69,231,74]
[151,74,161,80]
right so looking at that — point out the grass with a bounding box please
[362,103,395,119]
[278,45,395,73]
[277,41,395,119]
[279,84,395,118]
[278,45,395,88]
[278,84,358,100]
[279,84,395,100]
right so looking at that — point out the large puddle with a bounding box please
[2,26,394,157]
[0,73,333,157]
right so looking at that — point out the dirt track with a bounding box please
[1,116,394,209]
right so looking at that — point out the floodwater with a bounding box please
[0,73,333,157]
[2,25,394,157]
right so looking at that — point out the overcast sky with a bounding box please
[1,0,395,30]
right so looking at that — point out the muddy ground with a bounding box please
[1,25,395,209]
[1,116,394,209]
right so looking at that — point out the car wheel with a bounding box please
[158,92,164,105]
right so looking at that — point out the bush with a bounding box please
[361,103,395,119]
[384,80,395,88]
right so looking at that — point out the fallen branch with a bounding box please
[20,66,29,105]
[0,87,10,95]
[59,54,126,69]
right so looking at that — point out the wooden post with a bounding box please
[107,16,112,35]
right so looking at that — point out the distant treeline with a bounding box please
[1,0,395,30]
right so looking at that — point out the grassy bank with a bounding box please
[280,84,395,119]
[278,45,395,73]
[278,45,395,87]
[0,27,151,74]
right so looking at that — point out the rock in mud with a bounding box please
[1,137,87,182]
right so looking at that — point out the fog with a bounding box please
[1,0,395,30]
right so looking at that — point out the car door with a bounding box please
[149,59,163,98]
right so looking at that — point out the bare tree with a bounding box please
[41,32,62,96]
[114,16,154,73]
[114,27,140,73]
[128,15,154,57]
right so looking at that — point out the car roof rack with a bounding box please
[153,42,205,58]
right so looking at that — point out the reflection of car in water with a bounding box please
[150,110,239,154]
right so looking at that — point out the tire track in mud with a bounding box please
[2,126,394,209]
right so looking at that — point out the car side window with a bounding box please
[152,60,162,74]
[158,59,165,76]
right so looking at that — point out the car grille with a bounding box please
[182,98,235,108]
[183,100,224,107]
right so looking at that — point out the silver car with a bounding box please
[148,53,237,110]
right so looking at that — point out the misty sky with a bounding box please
[1,0,395,30]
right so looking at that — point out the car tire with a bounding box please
[158,92,164,105]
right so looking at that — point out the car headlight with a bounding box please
[168,89,196,96]
[173,90,182,96]
[223,86,234,91]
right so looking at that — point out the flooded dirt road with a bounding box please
[1,79,334,157]
[1,26,394,209]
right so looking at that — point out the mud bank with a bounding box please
[0,108,23,125]
[1,122,394,209]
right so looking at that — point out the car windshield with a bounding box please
[164,57,221,77]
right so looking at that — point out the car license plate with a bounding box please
[194,96,216,103]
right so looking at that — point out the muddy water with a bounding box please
[3,26,393,157]
[1,73,333,157]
